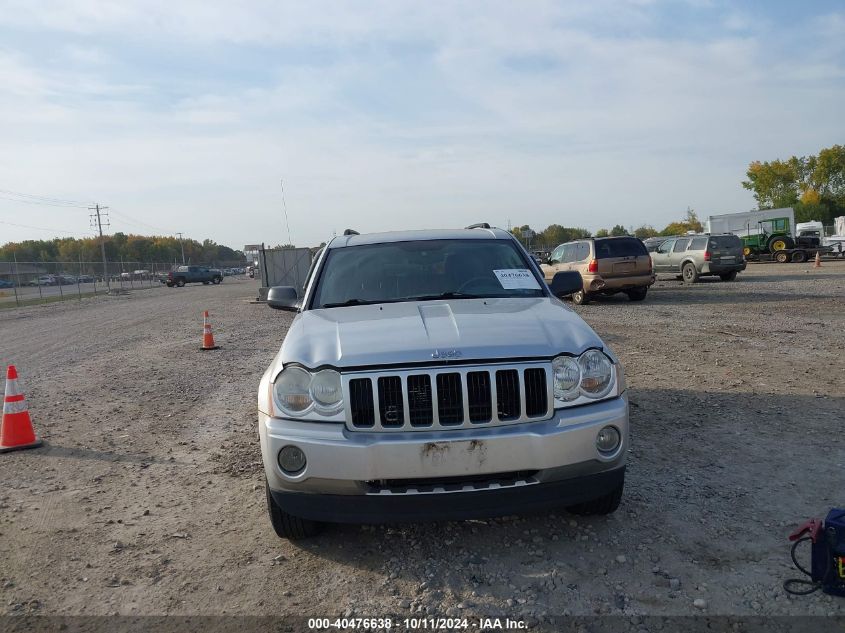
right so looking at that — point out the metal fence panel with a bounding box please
[259,248,312,294]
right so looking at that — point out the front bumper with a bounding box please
[259,395,628,521]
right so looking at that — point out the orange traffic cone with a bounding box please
[814,251,822,268]
[200,310,220,350]
[1,365,43,453]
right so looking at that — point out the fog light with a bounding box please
[278,445,306,474]
[596,426,621,454]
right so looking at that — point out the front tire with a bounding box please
[266,481,322,540]
[719,271,738,281]
[625,286,648,301]
[176,278,186,287]
[212,277,222,284]
[567,480,624,516]
[571,289,591,305]
[682,262,699,284]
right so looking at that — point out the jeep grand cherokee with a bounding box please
[258,227,629,539]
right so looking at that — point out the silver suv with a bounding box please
[650,233,746,283]
[258,227,629,538]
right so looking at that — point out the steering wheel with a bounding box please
[457,276,502,294]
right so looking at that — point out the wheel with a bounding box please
[266,480,322,540]
[774,251,789,263]
[682,262,698,284]
[768,235,794,253]
[166,282,174,287]
[571,289,591,305]
[212,277,222,284]
[202,281,210,285]
[743,246,752,257]
[625,286,648,301]
[791,251,807,263]
[176,278,186,287]
[567,480,624,516]
[719,271,738,281]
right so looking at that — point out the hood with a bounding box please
[277,298,607,369]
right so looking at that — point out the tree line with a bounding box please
[742,144,844,225]
[511,209,704,250]
[0,233,245,265]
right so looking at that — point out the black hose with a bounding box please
[783,537,822,595]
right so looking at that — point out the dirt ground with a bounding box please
[1,263,844,623]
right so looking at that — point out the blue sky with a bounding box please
[0,0,843,249]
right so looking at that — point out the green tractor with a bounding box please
[741,217,795,257]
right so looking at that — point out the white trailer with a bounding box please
[705,207,796,239]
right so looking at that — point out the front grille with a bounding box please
[345,364,552,431]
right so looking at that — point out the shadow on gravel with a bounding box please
[579,288,830,305]
[284,388,844,609]
[41,444,189,466]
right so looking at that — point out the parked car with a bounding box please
[642,236,669,252]
[258,226,628,539]
[77,274,95,283]
[541,236,654,304]
[0,279,14,288]
[166,265,223,287]
[29,275,57,286]
[651,233,746,283]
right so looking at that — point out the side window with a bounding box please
[673,239,690,253]
[657,240,675,254]
[576,242,590,261]
[563,244,577,263]
[689,237,708,250]
[550,246,564,264]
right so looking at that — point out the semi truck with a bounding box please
[706,208,830,262]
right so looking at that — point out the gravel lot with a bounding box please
[1,263,843,624]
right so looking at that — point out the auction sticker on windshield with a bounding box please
[493,269,541,290]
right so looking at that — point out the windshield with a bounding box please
[311,239,545,308]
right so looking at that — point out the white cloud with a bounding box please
[0,1,843,248]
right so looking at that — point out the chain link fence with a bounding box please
[0,260,245,309]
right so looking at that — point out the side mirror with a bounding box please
[548,271,583,297]
[267,286,299,311]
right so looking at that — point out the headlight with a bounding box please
[309,369,343,414]
[273,367,344,417]
[273,367,314,415]
[578,349,614,398]
[552,356,580,401]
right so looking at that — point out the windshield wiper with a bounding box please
[409,292,486,301]
[319,299,382,308]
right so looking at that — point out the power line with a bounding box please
[0,218,93,237]
[0,194,90,209]
[108,208,175,235]
[0,188,93,206]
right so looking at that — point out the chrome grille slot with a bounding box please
[436,373,463,425]
[407,375,433,427]
[344,363,552,431]
[524,368,548,417]
[377,376,404,427]
[466,371,492,423]
[495,369,521,421]
[349,378,375,427]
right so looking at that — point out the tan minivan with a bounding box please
[542,237,654,304]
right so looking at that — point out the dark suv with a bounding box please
[166,266,223,287]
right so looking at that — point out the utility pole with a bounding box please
[176,232,185,264]
[280,179,293,246]
[89,204,110,291]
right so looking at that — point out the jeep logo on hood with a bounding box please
[432,349,462,359]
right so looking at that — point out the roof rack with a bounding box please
[343,229,359,236]
[465,223,491,229]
